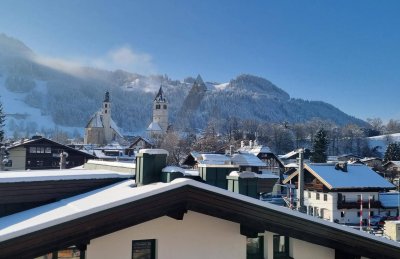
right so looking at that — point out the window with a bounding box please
[273,235,290,259]
[247,236,263,259]
[163,104,167,109]
[5,160,12,167]
[45,147,51,153]
[357,212,361,217]
[370,211,374,217]
[341,211,345,218]
[105,104,107,108]
[316,192,320,200]
[156,104,160,109]
[308,206,313,216]
[308,191,311,198]
[357,195,362,202]
[30,147,36,153]
[132,239,156,259]
[323,194,327,201]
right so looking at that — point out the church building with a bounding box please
[84,92,123,145]
[146,86,168,138]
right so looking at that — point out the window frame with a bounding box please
[132,239,156,259]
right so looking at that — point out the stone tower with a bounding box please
[152,86,168,132]
[102,91,113,143]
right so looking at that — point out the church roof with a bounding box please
[147,122,162,131]
[85,111,123,137]
[154,86,167,102]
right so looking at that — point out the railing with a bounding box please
[337,200,381,209]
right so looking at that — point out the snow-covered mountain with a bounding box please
[0,34,367,138]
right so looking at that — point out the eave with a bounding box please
[0,182,399,259]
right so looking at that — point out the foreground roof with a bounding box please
[0,179,399,258]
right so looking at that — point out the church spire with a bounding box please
[154,86,166,102]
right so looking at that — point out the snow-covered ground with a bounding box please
[367,133,400,156]
[0,75,82,138]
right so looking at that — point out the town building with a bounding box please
[283,163,395,224]
[5,136,94,171]
[84,91,123,145]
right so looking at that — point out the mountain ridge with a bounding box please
[0,33,367,137]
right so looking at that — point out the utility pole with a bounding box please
[297,148,306,212]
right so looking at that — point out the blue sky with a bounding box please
[1,0,399,121]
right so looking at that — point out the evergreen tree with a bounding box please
[311,128,328,163]
[0,97,5,142]
[383,142,400,162]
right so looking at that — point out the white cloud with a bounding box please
[32,45,156,77]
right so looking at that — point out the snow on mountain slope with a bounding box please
[368,133,400,156]
[0,76,81,137]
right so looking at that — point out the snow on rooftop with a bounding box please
[307,164,395,189]
[162,166,199,177]
[139,149,169,155]
[199,154,231,165]
[279,150,298,159]
[85,160,136,169]
[0,169,132,183]
[229,171,279,179]
[146,122,162,131]
[232,153,266,167]
[1,178,399,249]
[238,144,272,156]
[379,192,400,208]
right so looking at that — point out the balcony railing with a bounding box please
[337,200,381,209]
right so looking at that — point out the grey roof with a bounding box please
[85,111,123,138]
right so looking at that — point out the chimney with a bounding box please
[136,149,169,186]
[229,145,234,156]
[335,162,348,172]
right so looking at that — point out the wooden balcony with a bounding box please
[337,200,381,209]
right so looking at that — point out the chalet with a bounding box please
[237,140,284,173]
[283,163,395,224]
[5,137,95,171]
[383,161,400,173]
[126,136,154,154]
[360,157,383,171]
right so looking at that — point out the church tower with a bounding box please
[102,91,113,143]
[152,86,168,132]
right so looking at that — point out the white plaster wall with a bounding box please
[8,147,26,171]
[87,211,246,259]
[291,238,335,259]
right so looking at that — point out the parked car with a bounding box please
[370,215,387,226]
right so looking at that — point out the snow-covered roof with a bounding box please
[86,111,103,128]
[85,111,123,138]
[146,122,162,131]
[161,166,199,177]
[360,157,382,162]
[231,153,266,167]
[379,192,400,208]
[238,145,272,156]
[198,154,231,165]
[139,149,169,155]
[284,163,298,168]
[0,169,132,183]
[384,161,400,167]
[279,150,298,159]
[85,160,136,169]
[1,178,399,252]
[229,171,279,179]
[306,164,395,190]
